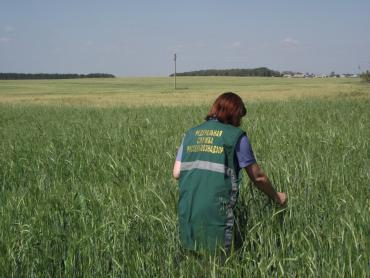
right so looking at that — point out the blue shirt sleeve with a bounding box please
[236,134,256,168]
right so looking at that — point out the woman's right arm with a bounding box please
[245,163,287,206]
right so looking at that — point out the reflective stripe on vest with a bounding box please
[180,160,232,176]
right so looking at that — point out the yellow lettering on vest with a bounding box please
[195,129,223,137]
[196,136,214,144]
[186,144,224,154]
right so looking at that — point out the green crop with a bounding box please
[0,78,369,276]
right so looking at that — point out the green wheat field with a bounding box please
[0,77,369,276]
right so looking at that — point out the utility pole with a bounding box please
[174,53,177,90]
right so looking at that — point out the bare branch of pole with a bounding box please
[174,53,177,90]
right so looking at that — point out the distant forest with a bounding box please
[360,71,370,82]
[0,73,115,80]
[170,67,282,77]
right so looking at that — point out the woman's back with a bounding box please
[178,119,244,252]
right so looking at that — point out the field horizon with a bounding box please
[0,76,369,107]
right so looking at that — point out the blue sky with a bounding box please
[0,0,369,76]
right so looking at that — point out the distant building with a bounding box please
[281,71,357,78]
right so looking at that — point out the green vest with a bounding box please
[179,120,245,252]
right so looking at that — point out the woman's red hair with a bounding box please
[206,92,246,127]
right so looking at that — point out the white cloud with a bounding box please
[167,44,184,52]
[4,26,15,33]
[282,37,299,46]
[85,41,94,47]
[0,37,10,43]
[231,41,241,48]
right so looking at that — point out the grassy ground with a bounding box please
[0,77,369,276]
[0,77,368,106]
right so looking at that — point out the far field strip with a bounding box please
[0,77,368,107]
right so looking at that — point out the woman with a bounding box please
[173,92,287,254]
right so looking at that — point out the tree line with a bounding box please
[0,73,115,80]
[170,67,282,77]
[360,71,370,83]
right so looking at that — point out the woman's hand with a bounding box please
[276,192,287,207]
